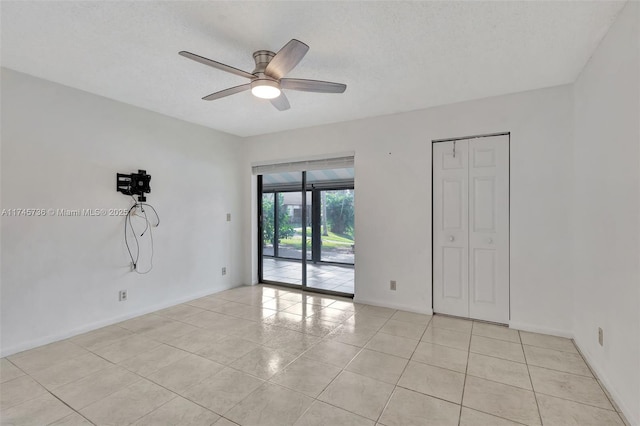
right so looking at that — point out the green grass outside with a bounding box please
[279,229,353,250]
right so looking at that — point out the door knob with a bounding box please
[449,236,454,242]
[487,237,493,243]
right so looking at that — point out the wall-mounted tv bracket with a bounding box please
[117,169,151,202]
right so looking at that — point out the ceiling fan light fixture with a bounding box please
[180,39,346,111]
[251,79,281,99]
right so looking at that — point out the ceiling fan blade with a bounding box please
[179,51,255,80]
[270,93,291,111]
[264,39,309,79]
[280,78,347,93]
[202,83,251,101]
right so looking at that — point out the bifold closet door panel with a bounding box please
[433,140,470,318]
[433,135,509,324]
[468,135,509,323]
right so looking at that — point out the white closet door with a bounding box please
[433,140,470,318]
[433,135,509,324]
[468,135,509,323]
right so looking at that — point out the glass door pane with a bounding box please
[262,193,275,257]
[306,188,355,294]
[261,172,303,286]
[321,189,355,264]
[278,191,303,260]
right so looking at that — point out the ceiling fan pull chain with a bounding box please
[453,140,456,158]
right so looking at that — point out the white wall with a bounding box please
[2,8,637,419]
[243,84,575,335]
[0,69,245,356]
[572,2,640,425]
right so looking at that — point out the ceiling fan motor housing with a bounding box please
[252,50,276,75]
[179,39,346,110]
[251,50,281,99]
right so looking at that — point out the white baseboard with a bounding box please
[508,321,574,339]
[353,297,433,315]
[573,338,638,426]
[0,283,243,358]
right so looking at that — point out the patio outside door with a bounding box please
[258,166,355,297]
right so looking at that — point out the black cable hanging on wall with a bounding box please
[117,170,160,273]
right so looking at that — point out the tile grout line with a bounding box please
[3,357,28,377]
[130,364,234,422]
[382,325,534,426]
[15,366,100,426]
[374,314,434,425]
[531,390,625,413]
[268,304,399,424]
[8,288,615,426]
[123,394,181,426]
[457,319,474,426]
[59,342,197,424]
[113,309,306,423]
[5,288,297,424]
[113,335,248,419]
[140,305,522,425]
[156,291,619,424]
[298,306,395,424]
[454,321,542,426]
[519,340,621,413]
[4,346,125,423]
[419,326,525,365]
[197,301,382,425]
[116,305,632,426]
[58,298,286,423]
[520,329,545,426]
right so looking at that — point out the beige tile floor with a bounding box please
[0,285,630,426]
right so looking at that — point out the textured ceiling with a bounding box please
[1,1,625,137]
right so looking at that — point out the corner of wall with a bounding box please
[570,1,640,424]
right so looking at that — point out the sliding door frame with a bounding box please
[258,172,354,298]
[301,172,308,289]
[257,174,264,282]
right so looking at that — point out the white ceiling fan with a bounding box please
[179,39,347,111]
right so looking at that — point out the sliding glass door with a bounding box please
[258,167,354,296]
[261,172,304,286]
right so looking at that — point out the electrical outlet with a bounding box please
[222,267,227,276]
[598,327,604,346]
[226,213,231,222]
[390,280,397,291]
[119,290,128,301]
